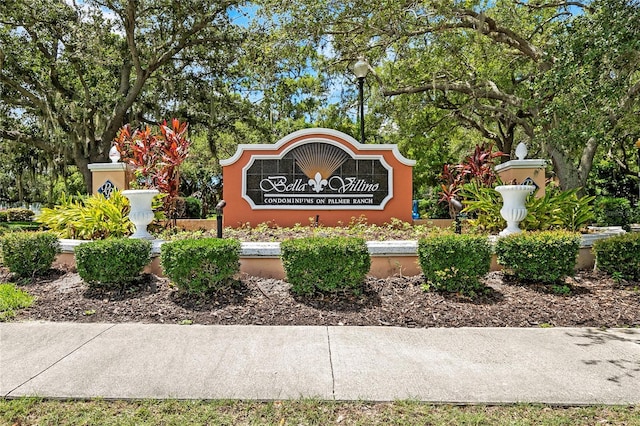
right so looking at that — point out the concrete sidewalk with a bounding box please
[1,323,639,404]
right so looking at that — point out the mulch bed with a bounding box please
[7,267,640,328]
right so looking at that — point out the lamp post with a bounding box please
[353,57,369,144]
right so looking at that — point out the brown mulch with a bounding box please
[6,267,640,328]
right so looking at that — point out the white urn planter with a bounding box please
[495,185,535,237]
[122,189,159,239]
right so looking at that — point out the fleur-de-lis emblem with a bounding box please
[308,172,328,193]
[292,143,348,193]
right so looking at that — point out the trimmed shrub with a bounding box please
[592,232,640,281]
[161,238,240,293]
[0,283,34,321]
[495,231,581,284]
[0,231,60,277]
[281,237,370,296]
[6,208,35,222]
[0,211,8,222]
[418,233,491,297]
[74,238,151,287]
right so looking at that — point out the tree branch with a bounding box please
[577,136,599,180]
[620,80,640,111]
[382,80,523,106]
[0,75,44,110]
[0,129,55,153]
[515,1,592,12]
[124,0,143,75]
[435,8,543,61]
[454,110,500,144]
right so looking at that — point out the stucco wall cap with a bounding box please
[220,128,416,167]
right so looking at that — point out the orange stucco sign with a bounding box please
[220,128,415,227]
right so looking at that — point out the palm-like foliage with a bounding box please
[461,183,595,233]
[39,192,133,240]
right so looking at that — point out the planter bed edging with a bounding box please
[55,233,618,279]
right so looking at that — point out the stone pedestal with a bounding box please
[494,142,546,198]
[88,163,134,197]
[495,159,546,198]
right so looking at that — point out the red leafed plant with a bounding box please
[461,143,505,187]
[439,164,464,219]
[114,119,190,217]
[438,143,505,218]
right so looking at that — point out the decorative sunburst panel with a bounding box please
[291,143,349,180]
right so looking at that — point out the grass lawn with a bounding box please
[1,399,638,425]
[0,283,33,321]
[1,221,41,232]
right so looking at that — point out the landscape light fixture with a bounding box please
[353,56,369,144]
[450,197,464,234]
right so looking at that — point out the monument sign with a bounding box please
[221,128,415,227]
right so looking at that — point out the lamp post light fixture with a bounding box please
[353,56,369,144]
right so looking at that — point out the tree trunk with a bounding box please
[545,137,598,191]
[78,158,93,194]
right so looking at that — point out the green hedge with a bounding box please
[160,238,240,294]
[281,237,370,296]
[6,208,35,222]
[418,233,491,297]
[495,231,581,284]
[75,238,151,287]
[0,231,60,277]
[593,232,640,281]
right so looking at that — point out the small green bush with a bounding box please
[0,231,60,277]
[0,211,8,222]
[0,283,34,321]
[174,196,202,219]
[592,232,640,281]
[74,238,151,287]
[184,196,202,219]
[593,197,633,228]
[161,238,240,293]
[281,237,370,296]
[418,233,491,297]
[418,192,450,219]
[6,208,35,222]
[495,231,581,284]
[631,206,640,224]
